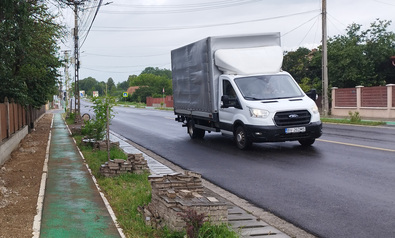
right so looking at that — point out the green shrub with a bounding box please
[198,221,239,238]
[179,208,206,238]
[82,96,115,141]
[348,111,361,123]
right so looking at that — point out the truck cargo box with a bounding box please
[171,33,281,119]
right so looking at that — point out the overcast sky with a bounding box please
[56,0,395,84]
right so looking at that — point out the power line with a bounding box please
[111,0,261,8]
[82,52,169,58]
[297,15,320,47]
[80,0,103,48]
[281,13,321,37]
[88,10,320,32]
[327,13,347,33]
[103,0,263,14]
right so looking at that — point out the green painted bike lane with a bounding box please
[40,113,121,238]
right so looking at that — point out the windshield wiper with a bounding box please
[244,96,264,100]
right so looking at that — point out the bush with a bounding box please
[348,111,361,123]
[82,96,114,141]
[178,209,206,238]
[198,222,239,238]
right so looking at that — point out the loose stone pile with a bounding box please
[93,140,120,151]
[99,153,149,177]
[140,171,228,231]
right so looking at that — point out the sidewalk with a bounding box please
[39,113,121,237]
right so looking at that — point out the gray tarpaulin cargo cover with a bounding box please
[171,33,281,119]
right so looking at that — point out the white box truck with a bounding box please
[171,33,322,149]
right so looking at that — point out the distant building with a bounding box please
[127,86,140,95]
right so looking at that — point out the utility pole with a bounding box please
[63,50,71,113]
[322,0,329,116]
[70,0,84,122]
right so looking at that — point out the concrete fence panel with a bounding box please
[334,88,357,107]
[361,86,387,107]
[331,84,395,119]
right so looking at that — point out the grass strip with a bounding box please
[68,117,240,237]
[74,135,184,238]
[321,118,385,126]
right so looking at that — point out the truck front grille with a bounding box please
[274,110,311,126]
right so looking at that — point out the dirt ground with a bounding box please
[0,113,52,238]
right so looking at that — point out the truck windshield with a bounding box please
[235,74,304,100]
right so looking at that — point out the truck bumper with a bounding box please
[245,121,322,143]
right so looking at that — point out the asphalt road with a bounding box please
[81,101,395,238]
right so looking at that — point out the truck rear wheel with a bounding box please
[298,138,315,146]
[187,120,205,139]
[235,126,252,150]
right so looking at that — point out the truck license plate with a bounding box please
[285,127,306,134]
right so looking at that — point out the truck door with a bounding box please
[219,79,241,133]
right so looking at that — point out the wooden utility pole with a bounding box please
[322,0,329,116]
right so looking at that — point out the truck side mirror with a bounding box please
[306,89,318,101]
[221,95,240,109]
[221,95,230,108]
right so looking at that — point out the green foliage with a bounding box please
[283,47,311,82]
[121,67,172,103]
[283,48,322,93]
[65,112,76,125]
[72,136,186,238]
[117,80,130,91]
[107,77,116,92]
[79,77,123,97]
[198,222,239,238]
[79,77,99,96]
[320,117,385,126]
[141,67,172,78]
[299,77,321,93]
[283,19,395,91]
[327,19,395,88]
[348,111,361,123]
[0,1,63,107]
[82,96,115,141]
[178,209,206,238]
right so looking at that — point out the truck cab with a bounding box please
[219,73,322,149]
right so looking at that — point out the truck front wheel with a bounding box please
[187,120,205,139]
[298,138,315,146]
[235,126,252,150]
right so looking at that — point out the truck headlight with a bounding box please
[249,108,269,118]
[312,105,319,114]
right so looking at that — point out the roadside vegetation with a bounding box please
[115,101,147,108]
[1,1,64,107]
[65,101,239,237]
[321,117,386,126]
[321,111,386,126]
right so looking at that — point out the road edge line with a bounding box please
[32,113,53,238]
